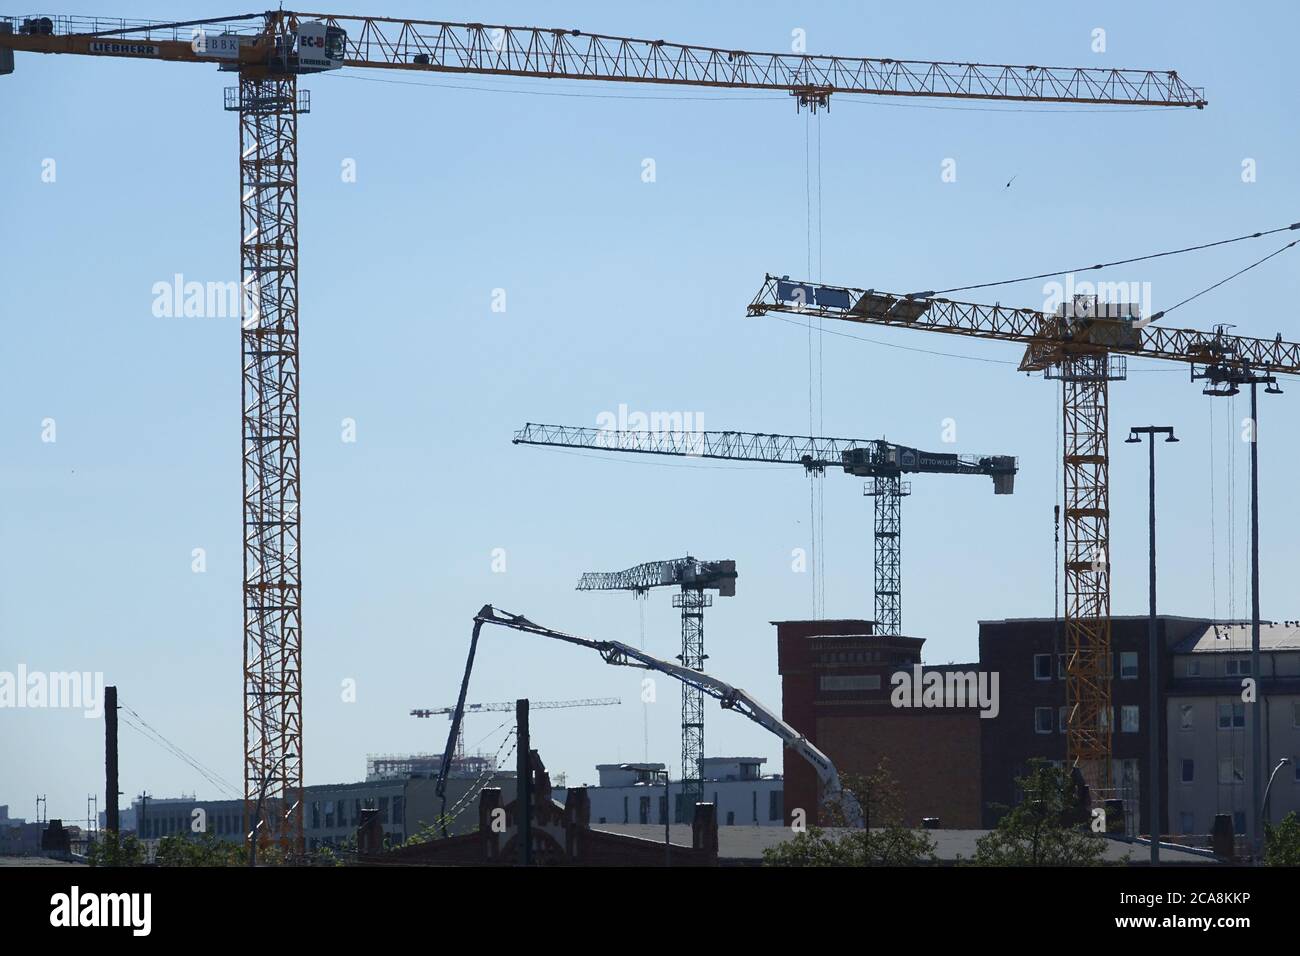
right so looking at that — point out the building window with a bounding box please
[393,796,403,829]
[311,801,320,830]
[1120,652,1139,680]
[1179,704,1194,730]
[1034,654,1052,681]
[1186,659,1200,677]
[1058,706,1068,734]
[659,796,668,824]
[639,796,650,825]
[1218,757,1244,785]
[1293,702,1300,729]
[769,790,783,822]
[1181,759,1194,783]
[1121,705,1139,733]
[819,674,882,691]
[1057,654,1067,679]
[378,797,389,823]
[324,801,335,829]
[623,796,629,824]
[726,811,735,825]
[1179,811,1195,835]
[674,794,687,824]
[1233,811,1246,834]
[752,791,758,823]
[1218,701,1245,730]
[1226,658,1251,676]
[1035,707,1054,734]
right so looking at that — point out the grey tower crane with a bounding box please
[577,557,737,815]
[514,423,1015,636]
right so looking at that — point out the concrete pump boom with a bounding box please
[435,605,862,830]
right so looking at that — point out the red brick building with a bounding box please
[775,618,983,828]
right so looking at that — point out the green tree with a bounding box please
[763,759,936,867]
[972,761,1108,866]
[86,831,145,867]
[155,830,246,867]
[1264,811,1300,866]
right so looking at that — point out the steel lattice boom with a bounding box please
[517,423,1014,635]
[749,274,1300,791]
[577,556,738,596]
[411,697,620,718]
[302,12,1206,107]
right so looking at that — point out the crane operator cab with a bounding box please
[271,21,347,74]
[1054,294,1143,350]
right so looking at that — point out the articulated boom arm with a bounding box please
[577,556,738,595]
[2,12,1205,108]
[749,274,1300,375]
[515,422,1015,492]
[463,606,858,824]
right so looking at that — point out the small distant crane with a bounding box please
[411,697,620,761]
[578,557,737,812]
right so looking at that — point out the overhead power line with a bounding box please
[916,220,1300,298]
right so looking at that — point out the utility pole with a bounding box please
[105,685,119,846]
[516,699,531,867]
[1125,425,1178,864]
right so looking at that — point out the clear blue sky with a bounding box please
[2,0,1297,823]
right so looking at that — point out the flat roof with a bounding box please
[1175,621,1300,653]
[769,618,875,625]
[589,825,1219,864]
[978,614,1221,626]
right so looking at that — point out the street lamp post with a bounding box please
[1125,426,1178,865]
[1194,359,1282,860]
[1263,754,1294,842]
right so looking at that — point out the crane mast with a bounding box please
[0,11,1204,856]
[515,423,1015,636]
[748,276,1299,795]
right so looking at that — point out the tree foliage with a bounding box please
[971,761,1108,866]
[1264,811,1300,867]
[762,759,936,867]
[155,831,246,867]
[86,831,144,867]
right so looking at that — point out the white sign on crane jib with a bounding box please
[297,21,342,71]
[192,31,252,60]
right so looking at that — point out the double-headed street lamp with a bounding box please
[1125,426,1179,865]
[1193,357,1282,860]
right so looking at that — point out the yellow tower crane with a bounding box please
[748,273,1300,797]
